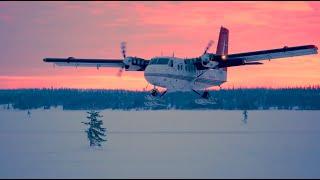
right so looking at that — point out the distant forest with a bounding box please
[0,87,320,110]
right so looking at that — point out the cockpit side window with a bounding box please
[168,60,173,67]
[157,58,169,64]
[149,58,158,65]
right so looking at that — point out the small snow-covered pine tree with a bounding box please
[82,110,107,147]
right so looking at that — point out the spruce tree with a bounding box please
[82,110,107,147]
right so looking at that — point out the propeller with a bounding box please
[200,40,214,66]
[121,41,126,58]
[116,67,124,77]
[117,41,127,77]
[203,40,214,55]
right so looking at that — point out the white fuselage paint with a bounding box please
[144,57,227,92]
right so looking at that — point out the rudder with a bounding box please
[216,26,229,56]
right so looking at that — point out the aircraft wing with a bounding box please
[227,45,318,62]
[43,57,124,68]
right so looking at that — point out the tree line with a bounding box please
[0,87,320,110]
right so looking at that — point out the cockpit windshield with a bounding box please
[149,58,158,64]
[149,58,170,65]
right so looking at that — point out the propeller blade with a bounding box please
[116,62,126,77]
[116,67,124,77]
[121,41,126,59]
[203,40,214,55]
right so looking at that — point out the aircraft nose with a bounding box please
[43,58,48,62]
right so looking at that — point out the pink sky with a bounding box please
[0,1,319,90]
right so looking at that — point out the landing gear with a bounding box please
[144,86,167,107]
[192,89,211,99]
[193,89,217,105]
[151,88,159,97]
[201,91,210,99]
[150,87,167,97]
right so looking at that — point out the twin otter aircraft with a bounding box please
[44,26,318,100]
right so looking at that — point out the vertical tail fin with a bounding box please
[216,26,229,56]
[216,26,229,81]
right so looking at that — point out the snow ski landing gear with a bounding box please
[193,90,217,105]
[144,87,167,107]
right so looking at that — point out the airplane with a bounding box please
[43,26,318,102]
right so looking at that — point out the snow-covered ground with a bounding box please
[1,109,320,178]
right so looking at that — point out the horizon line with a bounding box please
[1,85,320,91]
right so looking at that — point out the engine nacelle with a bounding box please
[123,57,149,71]
[200,53,219,68]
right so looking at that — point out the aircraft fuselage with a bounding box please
[144,56,227,91]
